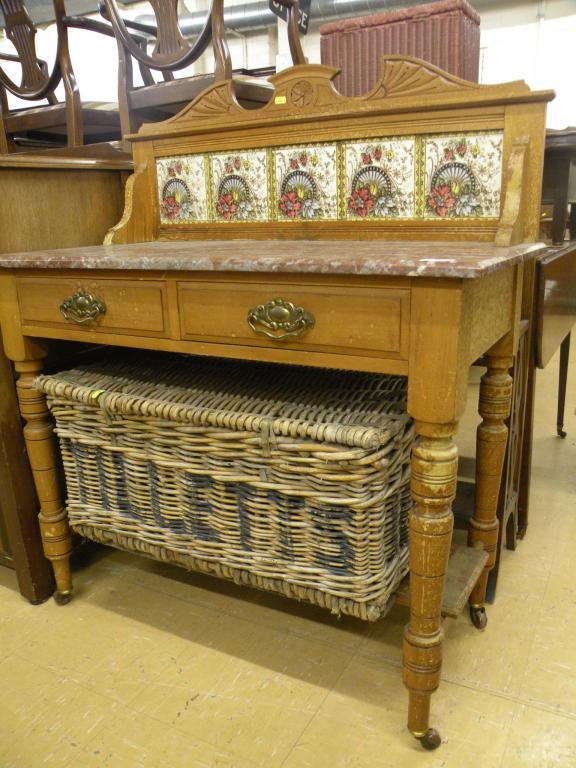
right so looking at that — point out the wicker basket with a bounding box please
[320,0,481,97]
[37,354,414,621]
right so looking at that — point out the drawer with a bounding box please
[178,281,410,358]
[17,278,170,338]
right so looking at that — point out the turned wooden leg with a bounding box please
[403,421,457,750]
[15,360,73,604]
[468,355,513,629]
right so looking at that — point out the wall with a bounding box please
[0,0,574,128]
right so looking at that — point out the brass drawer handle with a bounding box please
[60,289,106,325]
[247,298,315,341]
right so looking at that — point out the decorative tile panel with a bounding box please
[344,139,415,219]
[210,151,268,222]
[155,131,504,225]
[423,132,503,219]
[274,144,338,221]
[157,156,208,224]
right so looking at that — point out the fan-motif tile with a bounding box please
[424,132,503,219]
[156,155,208,224]
[274,144,338,221]
[344,138,415,219]
[210,150,268,222]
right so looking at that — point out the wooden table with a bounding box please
[535,241,576,437]
[0,144,132,602]
[0,54,554,747]
[542,128,576,245]
[0,236,542,746]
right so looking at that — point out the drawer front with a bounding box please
[17,278,170,337]
[178,281,410,358]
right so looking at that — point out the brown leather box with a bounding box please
[320,0,480,96]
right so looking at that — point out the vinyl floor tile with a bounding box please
[132,612,355,766]
[282,654,516,768]
[501,704,576,768]
[70,708,261,768]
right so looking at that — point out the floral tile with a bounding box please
[424,132,503,219]
[344,138,415,219]
[210,151,268,222]
[156,155,208,224]
[274,145,338,221]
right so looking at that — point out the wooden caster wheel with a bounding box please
[418,728,442,750]
[470,605,487,630]
[54,590,73,606]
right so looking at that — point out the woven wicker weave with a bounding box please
[37,354,414,621]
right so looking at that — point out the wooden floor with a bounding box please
[0,352,574,768]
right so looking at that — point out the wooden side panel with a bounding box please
[466,268,515,363]
[503,102,548,242]
[105,145,159,245]
[0,170,126,254]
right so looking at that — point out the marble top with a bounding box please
[0,240,546,279]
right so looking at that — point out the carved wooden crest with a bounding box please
[133,56,539,142]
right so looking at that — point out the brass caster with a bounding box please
[470,605,487,630]
[414,728,442,750]
[54,590,73,606]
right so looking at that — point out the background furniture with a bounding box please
[539,130,576,441]
[0,0,121,152]
[0,340,50,602]
[541,127,576,245]
[0,146,131,602]
[0,143,130,250]
[486,241,576,571]
[319,0,480,97]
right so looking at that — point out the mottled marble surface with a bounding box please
[0,240,546,278]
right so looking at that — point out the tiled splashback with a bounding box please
[156,132,503,225]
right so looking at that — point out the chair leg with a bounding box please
[569,203,576,240]
[557,333,570,439]
[0,91,12,154]
[551,159,570,245]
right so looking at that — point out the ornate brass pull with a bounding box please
[60,289,106,325]
[247,298,315,341]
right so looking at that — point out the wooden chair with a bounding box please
[0,0,121,152]
[98,0,302,138]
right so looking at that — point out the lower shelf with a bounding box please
[395,542,489,618]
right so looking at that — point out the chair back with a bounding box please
[100,0,304,139]
[0,0,64,101]
[101,0,304,78]
[101,0,228,78]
